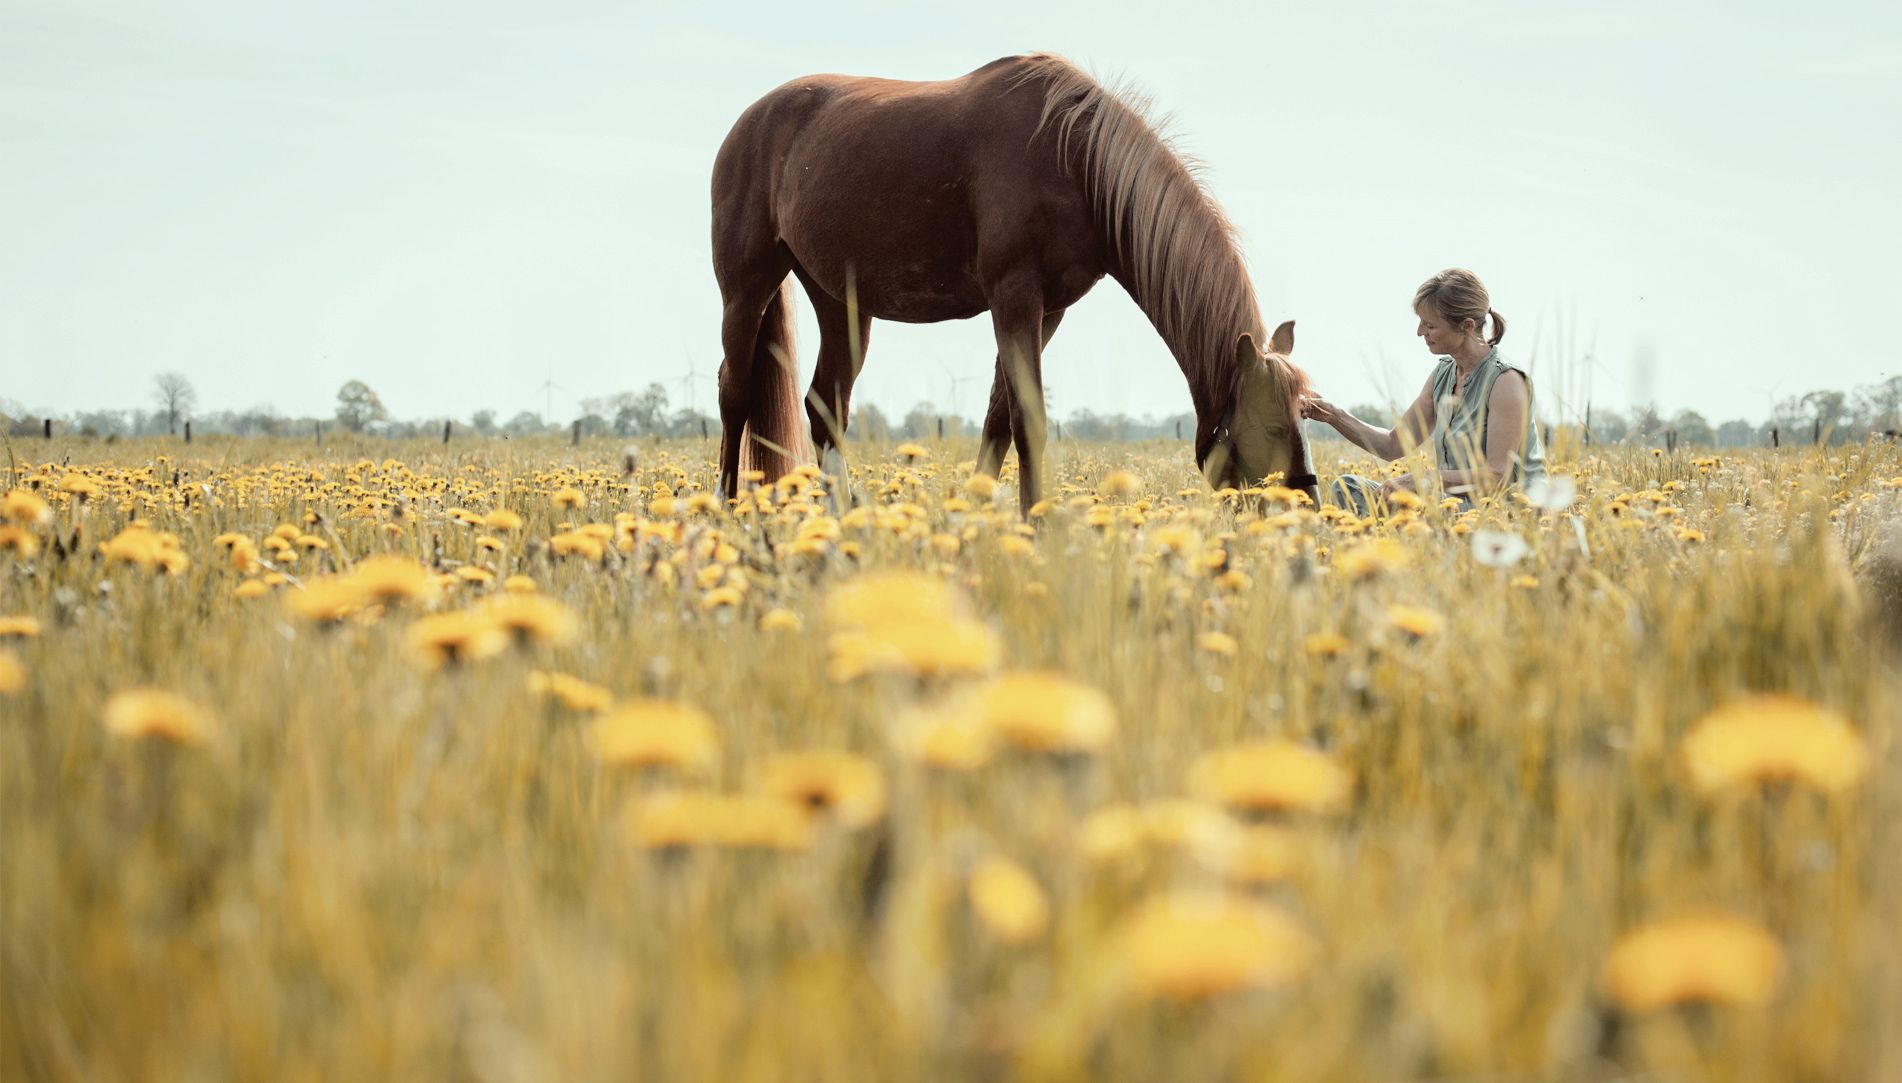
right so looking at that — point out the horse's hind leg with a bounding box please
[714,263,787,498]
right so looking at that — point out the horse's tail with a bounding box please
[740,278,808,482]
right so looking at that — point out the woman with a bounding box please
[1302,269,1546,512]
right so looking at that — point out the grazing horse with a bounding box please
[710,53,1317,509]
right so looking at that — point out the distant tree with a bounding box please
[902,402,942,440]
[618,384,670,436]
[1587,408,1629,444]
[1347,404,1395,428]
[1715,419,1758,448]
[503,411,546,437]
[73,409,131,438]
[1668,409,1714,446]
[151,372,197,435]
[471,409,497,435]
[335,380,388,432]
[1801,389,1849,443]
[234,404,283,436]
[851,402,892,441]
[1855,375,1902,435]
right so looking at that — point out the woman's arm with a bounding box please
[1303,378,1437,462]
[1437,371,1530,492]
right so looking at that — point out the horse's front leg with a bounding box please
[988,282,1049,515]
[976,308,1065,493]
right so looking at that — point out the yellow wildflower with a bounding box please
[0,616,41,639]
[1601,914,1784,1012]
[759,750,887,829]
[1189,741,1352,815]
[1386,605,1445,639]
[976,671,1115,754]
[2,489,52,528]
[1680,694,1871,795]
[627,790,812,852]
[0,651,23,695]
[590,700,719,774]
[1115,891,1317,1002]
[407,611,507,668]
[102,688,213,746]
[482,594,580,646]
[968,857,1051,945]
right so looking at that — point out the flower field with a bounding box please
[2,435,1898,1081]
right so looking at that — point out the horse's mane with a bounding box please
[1015,54,1310,463]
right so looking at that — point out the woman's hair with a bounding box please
[1414,268,1506,346]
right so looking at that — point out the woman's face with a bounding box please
[1415,304,1469,355]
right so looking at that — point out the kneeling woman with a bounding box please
[1302,268,1546,511]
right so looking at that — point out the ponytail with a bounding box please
[1486,308,1507,346]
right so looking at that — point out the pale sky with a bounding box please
[4,1,1898,427]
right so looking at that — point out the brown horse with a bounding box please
[710,53,1317,509]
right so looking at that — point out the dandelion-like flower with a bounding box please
[1601,913,1784,1012]
[1470,529,1529,567]
[967,857,1051,945]
[481,595,580,647]
[626,790,812,852]
[589,699,720,774]
[1385,605,1445,640]
[1335,539,1409,581]
[1188,741,1352,815]
[0,616,41,639]
[527,670,615,713]
[102,688,213,746]
[975,671,1116,754]
[759,750,888,829]
[0,651,23,695]
[1098,470,1142,501]
[1525,474,1578,511]
[407,611,508,669]
[351,555,442,606]
[1679,694,1871,795]
[2,489,52,528]
[1114,891,1317,1002]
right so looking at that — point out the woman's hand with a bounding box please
[1301,395,1341,425]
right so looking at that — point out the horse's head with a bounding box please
[1200,320,1319,503]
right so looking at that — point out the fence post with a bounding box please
[1175,419,1182,440]
[43,418,52,439]
[937,417,945,440]
[1665,428,1674,454]
[700,418,709,441]
[443,420,452,445]
[1812,419,1822,445]
[184,420,192,444]
[572,419,581,447]
[1770,427,1779,448]
[315,421,322,445]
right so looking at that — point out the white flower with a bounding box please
[1525,475,1577,511]
[1471,529,1529,567]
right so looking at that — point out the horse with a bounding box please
[710,52,1318,510]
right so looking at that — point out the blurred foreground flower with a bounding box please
[967,857,1050,945]
[2,489,52,528]
[0,616,41,639]
[1188,741,1351,815]
[101,525,189,574]
[590,700,719,774]
[482,595,580,647]
[528,670,614,714]
[758,750,887,829]
[102,688,213,746]
[351,555,441,606]
[1115,891,1316,1002]
[1385,605,1445,640]
[1335,539,1409,581]
[1601,914,1784,1012]
[0,651,23,695]
[1470,529,1529,567]
[627,790,812,852]
[1679,694,1870,796]
[407,612,508,669]
[1524,474,1578,511]
[977,671,1116,754]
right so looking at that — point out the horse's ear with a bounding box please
[1234,333,1259,371]
[1268,320,1295,356]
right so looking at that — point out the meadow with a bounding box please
[1,433,1897,1082]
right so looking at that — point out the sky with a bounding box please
[3,0,1898,429]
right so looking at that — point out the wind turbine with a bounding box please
[536,370,568,423]
[677,354,714,415]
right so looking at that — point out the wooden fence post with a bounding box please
[572,419,581,447]
[184,421,192,444]
[443,420,452,445]
[43,418,52,439]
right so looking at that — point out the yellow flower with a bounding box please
[626,790,812,852]
[1302,632,1350,658]
[1335,539,1409,581]
[827,619,1002,682]
[481,595,580,646]
[1115,891,1317,1002]
[1099,470,1142,500]
[1509,574,1539,590]
[407,611,508,668]
[976,671,1115,754]
[758,750,887,829]
[1385,605,1445,640]
[0,526,40,559]
[233,579,271,600]
[1680,694,1871,795]
[101,688,213,746]
[350,555,441,606]
[527,670,614,713]
[1188,741,1352,815]
[590,699,719,774]
[1601,914,1784,1012]
[968,857,1051,945]
[894,443,929,462]
[101,526,188,574]
[902,704,997,771]
[504,574,537,594]
[1226,824,1302,885]
[825,571,968,629]
[552,487,585,510]
[58,475,102,500]
[286,577,368,623]
[1197,631,1239,657]
[0,615,42,639]
[482,508,524,532]
[549,531,606,560]
[758,607,802,632]
[0,651,23,695]
[2,489,52,528]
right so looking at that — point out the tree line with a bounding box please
[4,373,1899,447]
